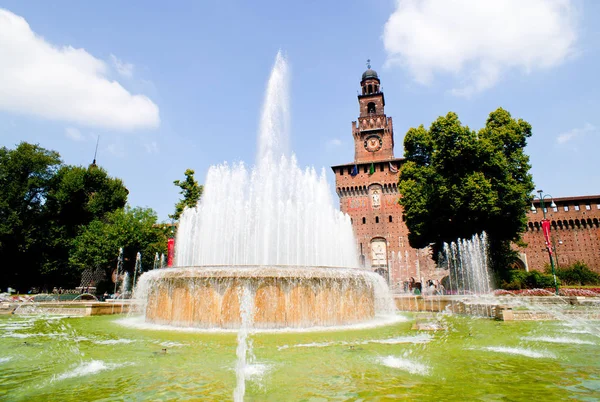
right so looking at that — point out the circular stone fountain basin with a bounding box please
[139,266,386,329]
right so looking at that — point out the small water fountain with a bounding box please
[120,272,130,296]
[132,252,142,288]
[113,248,124,297]
[135,52,394,330]
[442,232,492,295]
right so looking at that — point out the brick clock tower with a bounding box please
[331,63,437,287]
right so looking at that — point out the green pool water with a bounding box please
[1,313,599,401]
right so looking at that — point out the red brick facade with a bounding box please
[519,195,600,273]
[331,68,438,286]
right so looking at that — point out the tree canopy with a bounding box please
[70,206,167,286]
[0,143,61,289]
[170,168,203,220]
[0,142,166,292]
[398,108,534,271]
[40,165,129,285]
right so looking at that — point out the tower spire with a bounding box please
[366,59,371,69]
[90,135,99,168]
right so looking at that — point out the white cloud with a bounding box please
[327,138,343,148]
[557,123,596,144]
[0,9,159,130]
[144,141,159,154]
[65,127,84,141]
[110,54,134,78]
[106,142,125,158]
[383,0,578,96]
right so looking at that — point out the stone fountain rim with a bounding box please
[146,265,380,279]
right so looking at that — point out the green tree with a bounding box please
[398,108,534,273]
[0,142,61,290]
[70,206,167,291]
[170,169,203,220]
[40,165,129,287]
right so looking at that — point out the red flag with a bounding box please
[541,219,553,255]
[167,238,175,267]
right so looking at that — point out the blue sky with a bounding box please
[0,0,598,221]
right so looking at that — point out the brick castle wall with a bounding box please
[519,196,600,272]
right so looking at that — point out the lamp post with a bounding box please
[531,189,559,295]
[553,238,563,271]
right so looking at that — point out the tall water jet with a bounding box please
[136,52,394,329]
[133,252,142,288]
[442,232,492,295]
[234,285,255,401]
[121,272,130,295]
[113,247,124,296]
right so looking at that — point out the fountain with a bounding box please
[132,252,142,289]
[443,232,492,295]
[113,247,124,297]
[153,252,159,270]
[135,52,393,329]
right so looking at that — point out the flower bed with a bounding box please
[559,288,600,297]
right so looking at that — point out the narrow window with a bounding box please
[575,205,580,211]
[597,204,600,210]
[585,204,591,210]
[362,217,366,224]
[553,206,558,212]
[363,165,368,173]
[368,84,373,93]
[339,168,344,176]
[375,216,379,223]
[367,102,376,114]
[564,205,569,212]
[380,163,384,172]
[389,215,393,223]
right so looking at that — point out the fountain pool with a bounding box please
[1,313,599,400]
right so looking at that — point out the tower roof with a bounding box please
[361,68,378,81]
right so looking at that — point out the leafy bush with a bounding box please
[500,269,560,290]
[546,262,600,286]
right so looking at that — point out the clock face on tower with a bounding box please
[364,134,383,152]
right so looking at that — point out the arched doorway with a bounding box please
[370,238,388,282]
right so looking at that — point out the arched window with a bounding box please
[367,102,376,114]
[362,217,366,224]
[375,216,379,223]
[368,84,373,93]
[389,215,393,223]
